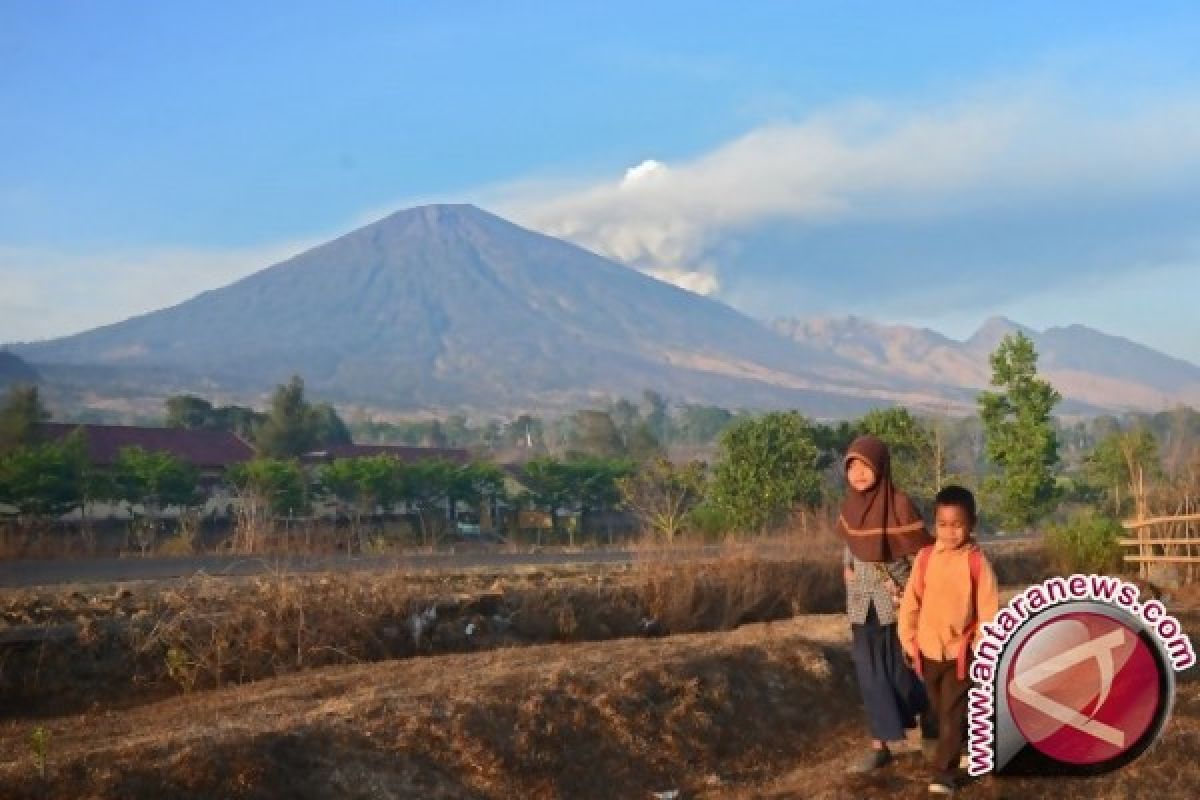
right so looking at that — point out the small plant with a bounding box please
[28,725,49,779]
[130,515,159,557]
[1045,508,1123,575]
[165,646,199,692]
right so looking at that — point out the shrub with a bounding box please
[684,503,732,541]
[1044,509,1123,575]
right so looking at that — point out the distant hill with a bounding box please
[773,315,1200,411]
[0,351,39,387]
[11,205,943,416]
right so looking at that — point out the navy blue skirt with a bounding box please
[850,604,928,741]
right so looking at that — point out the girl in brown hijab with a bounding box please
[839,434,931,563]
[840,435,935,773]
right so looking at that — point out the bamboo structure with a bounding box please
[1121,513,1200,582]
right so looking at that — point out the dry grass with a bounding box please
[0,549,843,715]
[639,554,843,633]
[1,545,1195,799]
[4,614,1193,799]
[0,616,855,800]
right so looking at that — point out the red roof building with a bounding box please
[42,423,255,470]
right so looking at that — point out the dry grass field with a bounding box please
[1,541,1194,799]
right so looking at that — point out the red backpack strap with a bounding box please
[968,546,983,584]
[956,546,985,681]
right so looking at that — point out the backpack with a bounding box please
[908,544,984,682]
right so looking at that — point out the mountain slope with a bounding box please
[0,351,39,387]
[773,315,1200,411]
[12,206,930,414]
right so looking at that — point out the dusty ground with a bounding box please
[1,544,1191,800]
[0,615,852,799]
[1,610,1196,799]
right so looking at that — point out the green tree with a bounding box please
[404,459,458,545]
[226,457,309,552]
[857,408,942,500]
[609,398,640,440]
[0,384,49,453]
[520,457,575,542]
[448,461,508,536]
[0,430,87,524]
[443,414,473,447]
[422,420,449,448]
[709,412,823,533]
[319,455,407,548]
[453,461,507,509]
[567,410,625,459]
[1084,427,1161,518]
[641,390,670,444]
[606,396,663,462]
[166,394,267,439]
[114,447,200,554]
[624,423,664,463]
[570,457,634,544]
[165,395,215,430]
[978,333,1062,529]
[254,377,350,457]
[675,404,735,445]
[309,402,352,446]
[618,458,706,542]
[115,447,201,514]
[227,458,309,517]
[211,405,267,439]
[255,377,317,457]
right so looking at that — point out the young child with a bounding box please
[839,435,935,773]
[898,485,999,795]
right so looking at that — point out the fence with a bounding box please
[1120,512,1200,583]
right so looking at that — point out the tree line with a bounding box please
[3,333,1200,553]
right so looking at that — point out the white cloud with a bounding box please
[621,159,669,188]
[644,267,720,296]
[492,87,1200,298]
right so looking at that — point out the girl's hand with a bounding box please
[843,567,854,584]
[887,578,902,607]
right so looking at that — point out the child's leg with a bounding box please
[927,659,970,774]
[922,657,947,740]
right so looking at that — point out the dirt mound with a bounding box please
[0,616,852,799]
[0,557,842,715]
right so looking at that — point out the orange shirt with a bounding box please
[897,542,999,661]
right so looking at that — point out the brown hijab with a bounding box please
[838,435,931,562]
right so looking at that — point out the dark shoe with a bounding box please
[928,771,957,795]
[848,747,893,773]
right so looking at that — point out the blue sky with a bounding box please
[3,1,1199,363]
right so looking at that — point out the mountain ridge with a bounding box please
[771,314,1200,411]
[11,205,918,415]
[9,204,1196,416]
